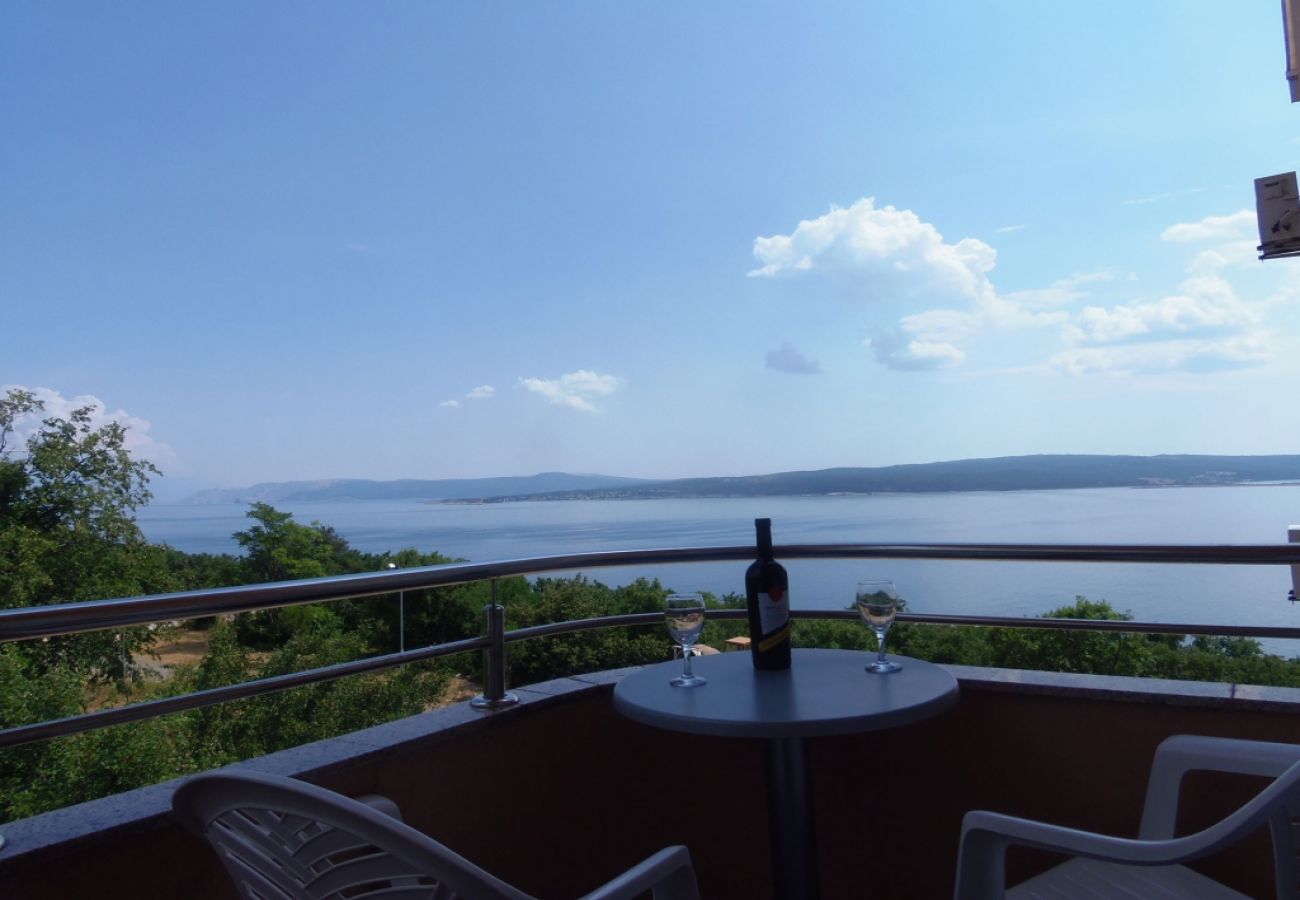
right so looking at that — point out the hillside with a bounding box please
[182,455,1300,505]
[445,455,1300,502]
[182,472,651,504]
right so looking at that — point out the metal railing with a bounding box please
[3,542,1300,751]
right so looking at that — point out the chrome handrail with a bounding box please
[0,546,756,641]
[3,542,1300,750]
[4,543,1300,642]
[5,605,1300,750]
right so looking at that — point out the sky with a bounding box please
[4,2,1300,495]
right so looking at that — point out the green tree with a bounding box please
[0,388,167,681]
[173,620,447,769]
[506,576,675,684]
[230,503,371,645]
[234,502,370,582]
[335,547,488,655]
[981,598,1157,676]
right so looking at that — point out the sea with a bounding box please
[137,485,1300,655]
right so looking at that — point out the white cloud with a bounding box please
[765,343,821,375]
[1062,250,1260,351]
[441,385,494,408]
[519,370,622,412]
[1066,286,1257,345]
[1160,210,1254,243]
[1050,332,1271,376]
[749,198,998,304]
[1122,187,1204,206]
[1041,212,1277,375]
[750,199,1080,371]
[1,385,177,469]
[753,199,1280,377]
[895,307,981,345]
[1002,271,1115,309]
[1188,250,1230,275]
[995,224,1025,233]
[867,331,966,370]
[750,199,1013,371]
[1210,239,1264,268]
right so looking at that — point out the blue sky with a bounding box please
[4,2,1300,493]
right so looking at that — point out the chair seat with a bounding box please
[1009,858,1251,900]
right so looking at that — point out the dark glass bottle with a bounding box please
[744,517,791,670]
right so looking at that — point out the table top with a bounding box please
[612,648,959,740]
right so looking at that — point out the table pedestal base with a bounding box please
[612,652,960,900]
[766,736,819,900]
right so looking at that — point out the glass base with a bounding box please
[670,673,707,687]
[866,659,902,673]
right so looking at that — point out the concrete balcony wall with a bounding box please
[2,665,1298,899]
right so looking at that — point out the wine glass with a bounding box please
[665,593,707,687]
[856,580,902,673]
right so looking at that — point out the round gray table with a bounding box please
[613,649,960,900]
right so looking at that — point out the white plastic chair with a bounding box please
[953,735,1300,899]
[173,770,701,900]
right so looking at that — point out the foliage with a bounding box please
[228,504,486,653]
[0,638,195,820]
[0,389,170,682]
[234,502,369,582]
[792,619,874,652]
[6,402,1300,826]
[333,545,490,659]
[886,597,1300,687]
[979,598,1158,676]
[172,621,448,769]
[0,621,451,823]
[789,596,1300,689]
[505,576,671,685]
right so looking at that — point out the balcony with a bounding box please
[2,542,1299,899]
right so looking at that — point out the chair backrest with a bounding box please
[173,771,532,900]
[1138,735,1300,899]
[1220,759,1300,900]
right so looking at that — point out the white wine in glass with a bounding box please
[856,580,902,673]
[665,593,707,687]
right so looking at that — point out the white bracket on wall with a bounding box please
[1256,172,1300,260]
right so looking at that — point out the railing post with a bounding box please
[1290,526,1300,603]
[472,580,519,710]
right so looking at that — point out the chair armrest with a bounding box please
[582,846,701,900]
[955,763,1300,900]
[1140,735,1300,838]
[962,810,1200,864]
[954,810,1214,900]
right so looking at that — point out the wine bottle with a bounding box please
[745,517,791,670]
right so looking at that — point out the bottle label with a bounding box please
[756,588,789,639]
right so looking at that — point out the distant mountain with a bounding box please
[445,454,1300,502]
[179,455,1300,506]
[180,472,652,504]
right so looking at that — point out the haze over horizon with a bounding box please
[6,3,1300,491]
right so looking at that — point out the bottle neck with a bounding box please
[755,519,773,560]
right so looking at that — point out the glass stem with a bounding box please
[875,629,889,664]
[682,645,694,677]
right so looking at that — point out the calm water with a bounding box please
[137,486,1300,651]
